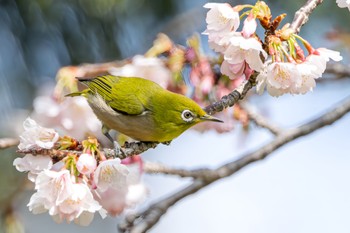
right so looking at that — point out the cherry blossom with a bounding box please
[93,187,128,216]
[53,183,102,226]
[18,117,59,150]
[76,153,97,175]
[220,60,245,79]
[28,170,103,226]
[336,0,350,11]
[93,158,130,215]
[203,3,240,53]
[32,96,103,141]
[223,33,267,79]
[307,48,343,76]
[204,3,240,33]
[242,15,257,38]
[257,62,301,97]
[126,183,148,207]
[94,158,129,192]
[109,55,172,89]
[122,156,147,206]
[13,154,53,182]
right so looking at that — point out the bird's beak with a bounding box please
[200,114,224,123]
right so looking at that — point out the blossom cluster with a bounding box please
[203,2,343,97]
[203,3,267,80]
[14,118,146,226]
[32,95,103,141]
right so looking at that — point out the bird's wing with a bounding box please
[78,75,147,115]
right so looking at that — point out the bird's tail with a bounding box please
[65,76,115,98]
[65,77,94,97]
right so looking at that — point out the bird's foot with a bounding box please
[113,140,126,158]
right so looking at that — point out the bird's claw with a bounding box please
[113,141,126,158]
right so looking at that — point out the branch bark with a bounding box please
[290,0,324,33]
[203,73,257,115]
[0,138,19,149]
[17,141,160,160]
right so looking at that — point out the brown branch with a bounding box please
[144,161,212,178]
[290,0,323,34]
[204,73,257,115]
[104,141,160,159]
[0,138,19,149]
[119,95,350,233]
[17,141,160,160]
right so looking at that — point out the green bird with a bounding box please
[66,75,222,143]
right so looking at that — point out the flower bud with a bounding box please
[76,153,97,175]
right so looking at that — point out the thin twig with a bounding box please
[240,103,283,135]
[119,95,350,233]
[144,161,212,178]
[290,0,323,34]
[0,138,19,149]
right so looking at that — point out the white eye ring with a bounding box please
[181,110,194,122]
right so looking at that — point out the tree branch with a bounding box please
[0,138,19,149]
[17,141,160,160]
[203,73,257,115]
[119,95,350,233]
[240,103,283,135]
[144,161,212,179]
[290,0,323,33]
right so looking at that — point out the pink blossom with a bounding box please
[109,55,172,89]
[76,153,97,175]
[306,48,343,77]
[205,31,233,53]
[13,154,53,182]
[93,159,129,215]
[126,183,148,206]
[54,183,102,226]
[223,33,267,72]
[295,63,318,94]
[220,60,245,79]
[203,3,240,53]
[123,156,147,207]
[94,158,129,192]
[18,118,59,150]
[204,3,240,33]
[32,96,103,141]
[256,59,330,97]
[28,169,103,226]
[242,15,257,38]
[257,62,301,97]
[93,187,128,216]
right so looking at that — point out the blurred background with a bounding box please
[1,0,350,232]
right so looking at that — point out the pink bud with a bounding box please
[242,15,257,38]
[76,153,97,175]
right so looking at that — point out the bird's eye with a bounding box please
[181,110,194,122]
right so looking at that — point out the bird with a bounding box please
[66,75,223,144]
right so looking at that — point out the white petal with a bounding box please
[317,48,343,62]
[74,211,95,226]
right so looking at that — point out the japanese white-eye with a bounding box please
[66,75,223,143]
